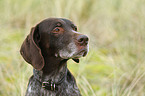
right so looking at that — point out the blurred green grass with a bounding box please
[0,0,145,96]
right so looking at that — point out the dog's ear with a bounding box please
[20,25,44,70]
[72,59,79,63]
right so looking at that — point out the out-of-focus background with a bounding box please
[0,0,145,96]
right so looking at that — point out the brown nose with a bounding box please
[77,35,89,45]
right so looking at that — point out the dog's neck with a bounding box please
[33,56,68,82]
[42,56,68,73]
[37,46,68,82]
[33,64,67,83]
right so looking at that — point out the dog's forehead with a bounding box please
[37,18,77,33]
[41,18,75,26]
[60,18,74,25]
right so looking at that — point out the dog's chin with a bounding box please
[72,51,87,59]
[59,50,88,60]
[74,49,88,58]
[58,54,82,60]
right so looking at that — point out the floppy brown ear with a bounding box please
[20,26,44,70]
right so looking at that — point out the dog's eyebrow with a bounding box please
[55,22,62,27]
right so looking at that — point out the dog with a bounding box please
[20,18,89,96]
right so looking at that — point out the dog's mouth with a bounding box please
[75,49,87,57]
[58,41,89,60]
[71,48,88,63]
[58,48,88,59]
[71,47,88,59]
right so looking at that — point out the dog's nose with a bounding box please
[77,35,89,45]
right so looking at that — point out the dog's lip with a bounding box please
[83,51,87,57]
[70,49,87,59]
[76,48,88,57]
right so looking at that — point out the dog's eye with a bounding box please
[55,28,60,32]
[73,27,77,31]
[53,27,61,32]
[52,27,64,35]
[71,24,77,31]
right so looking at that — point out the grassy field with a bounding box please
[0,0,145,96]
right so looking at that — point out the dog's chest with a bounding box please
[26,76,81,96]
[40,81,80,96]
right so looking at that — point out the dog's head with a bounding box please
[20,18,89,70]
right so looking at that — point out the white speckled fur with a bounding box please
[59,42,78,59]
[25,67,81,96]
